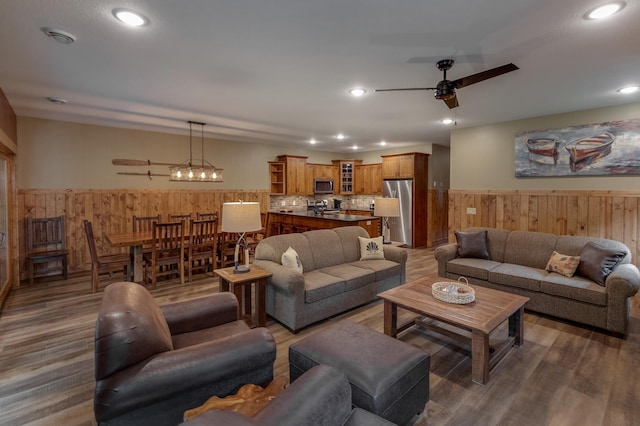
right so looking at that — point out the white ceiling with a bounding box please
[1,0,639,152]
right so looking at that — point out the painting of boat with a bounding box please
[565,132,615,171]
[526,138,560,156]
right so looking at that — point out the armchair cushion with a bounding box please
[95,282,173,380]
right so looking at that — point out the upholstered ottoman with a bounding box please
[289,320,430,425]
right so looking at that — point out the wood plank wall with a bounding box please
[448,189,640,265]
[428,188,449,247]
[17,188,271,281]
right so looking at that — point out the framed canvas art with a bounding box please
[515,118,640,177]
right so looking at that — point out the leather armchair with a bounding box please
[94,282,276,426]
[183,365,397,426]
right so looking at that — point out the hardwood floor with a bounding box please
[1,247,639,426]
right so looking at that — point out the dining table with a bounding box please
[105,226,235,283]
[105,231,154,283]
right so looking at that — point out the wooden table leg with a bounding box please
[256,278,266,327]
[244,282,252,324]
[509,306,525,346]
[471,330,490,385]
[131,245,143,282]
[384,300,398,337]
[219,277,230,292]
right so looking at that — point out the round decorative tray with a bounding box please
[432,277,475,304]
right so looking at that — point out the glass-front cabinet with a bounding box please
[332,160,362,195]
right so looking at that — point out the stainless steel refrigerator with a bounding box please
[383,179,413,247]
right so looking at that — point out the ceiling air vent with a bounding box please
[41,27,77,44]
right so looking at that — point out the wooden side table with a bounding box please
[214,265,272,328]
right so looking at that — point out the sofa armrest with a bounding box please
[383,245,407,265]
[606,263,640,297]
[161,292,239,335]
[95,328,276,423]
[253,260,305,296]
[434,243,458,277]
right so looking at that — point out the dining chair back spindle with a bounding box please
[26,216,69,285]
[132,215,162,232]
[168,213,193,225]
[83,220,130,292]
[144,221,185,288]
[187,219,218,282]
[196,212,218,220]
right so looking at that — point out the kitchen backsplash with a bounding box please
[269,195,379,211]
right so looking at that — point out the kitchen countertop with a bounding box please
[270,210,378,221]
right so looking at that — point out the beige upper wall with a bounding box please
[450,101,640,190]
[17,117,450,190]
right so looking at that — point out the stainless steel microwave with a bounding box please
[313,178,334,194]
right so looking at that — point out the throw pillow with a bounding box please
[359,236,385,260]
[281,246,303,273]
[577,241,626,286]
[454,230,490,259]
[545,251,580,277]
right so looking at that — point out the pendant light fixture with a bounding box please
[169,121,224,182]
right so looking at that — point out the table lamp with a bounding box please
[221,201,262,273]
[374,197,400,244]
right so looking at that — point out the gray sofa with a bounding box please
[253,226,407,332]
[434,227,640,335]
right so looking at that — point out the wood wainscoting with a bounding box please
[17,189,271,282]
[448,189,640,265]
[428,188,448,247]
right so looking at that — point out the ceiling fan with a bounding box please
[375,59,519,109]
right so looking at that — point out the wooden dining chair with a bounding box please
[25,216,69,285]
[143,221,185,288]
[187,218,218,282]
[83,220,131,293]
[218,232,240,268]
[132,214,162,232]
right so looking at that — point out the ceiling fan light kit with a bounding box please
[375,58,519,109]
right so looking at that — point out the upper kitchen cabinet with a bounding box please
[381,153,427,179]
[332,160,362,195]
[275,155,308,195]
[354,164,382,195]
[305,163,339,195]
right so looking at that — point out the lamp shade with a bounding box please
[221,202,262,233]
[374,198,400,217]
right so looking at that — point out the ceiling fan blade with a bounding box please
[375,87,437,92]
[452,63,518,89]
[443,93,459,109]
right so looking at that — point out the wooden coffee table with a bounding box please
[378,277,529,384]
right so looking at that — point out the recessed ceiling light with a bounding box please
[441,118,454,125]
[380,141,387,146]
[113,8,149,26]
[584,2,625,20]
[46,97,67,105]
[335,133,346,140]
[617,85,639,94]
[349,88,367,97]
[309,138,317,144]
[352,145,358,150]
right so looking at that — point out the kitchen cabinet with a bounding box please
[268,161,286,195]
[277,155,308,195]
[381,153,418,179]
[305,163,338,195]
[354,164,382,195]
[332,160,362,195]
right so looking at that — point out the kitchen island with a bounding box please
[266,211,380,237]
